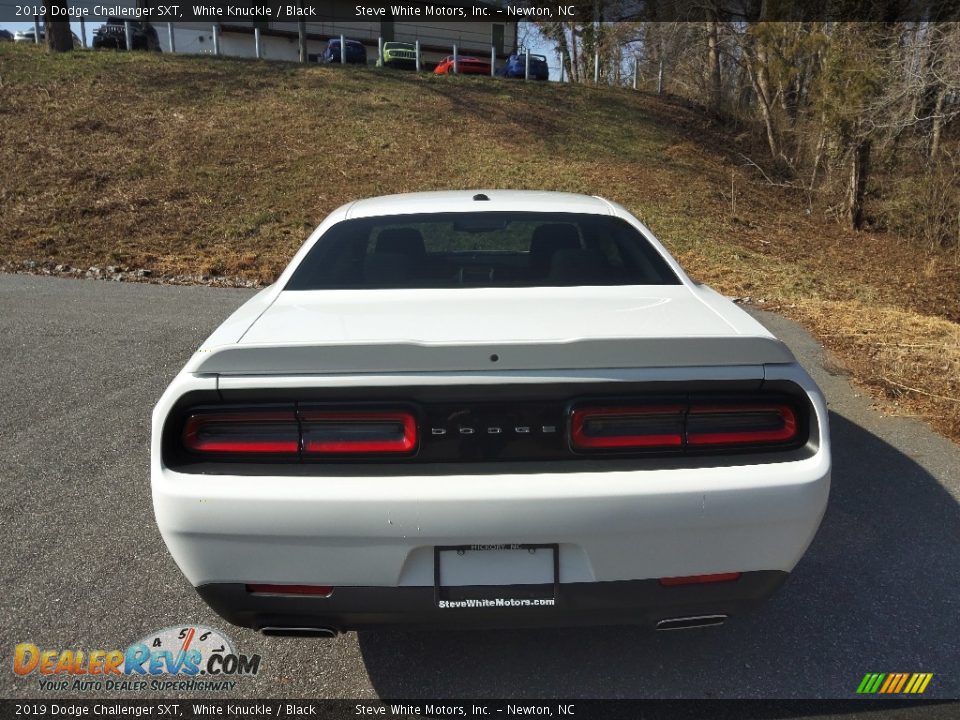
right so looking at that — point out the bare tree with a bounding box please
[44,0,74,52]
[706,16,722,113]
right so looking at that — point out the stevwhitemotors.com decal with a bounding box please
[12,625,261,692]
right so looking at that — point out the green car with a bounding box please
[377,42,419,70]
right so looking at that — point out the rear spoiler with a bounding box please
[186,337,796,376]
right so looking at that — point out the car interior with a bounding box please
[286,213,682,289]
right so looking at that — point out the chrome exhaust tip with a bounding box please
[259,626,338,638]
[656,614,728,631]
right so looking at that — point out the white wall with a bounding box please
[165,25,326,61]
[164,23,511,66]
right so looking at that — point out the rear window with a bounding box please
[284,212,681,290]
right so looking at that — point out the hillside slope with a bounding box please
[1,44,958,440]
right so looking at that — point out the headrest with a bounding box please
[375,228,426,257]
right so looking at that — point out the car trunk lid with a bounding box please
[187,286,794,375]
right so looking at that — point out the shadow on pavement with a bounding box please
[358,412,959,699]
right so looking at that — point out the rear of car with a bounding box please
[13,29,39,43]
[152,191,829,635]
[322,39,367,65]
[499,54,550,80]
[435,56,491,76]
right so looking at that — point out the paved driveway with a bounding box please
[1,273,957,699]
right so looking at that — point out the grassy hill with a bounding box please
[1,43,958,440]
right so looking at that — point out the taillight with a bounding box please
[659,572,741,587]
[182,411,299,455]
[570,400,800,452]
[570,405,685,450]
[181,408,418,458]
[300,410,417,455]
[686,404,797,446]
[246,584,334,597]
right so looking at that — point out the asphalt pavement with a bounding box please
[1,273,958,700]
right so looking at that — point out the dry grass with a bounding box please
[2,43,958,441]
[790,300,960,440]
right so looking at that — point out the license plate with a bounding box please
[433,544,558,608]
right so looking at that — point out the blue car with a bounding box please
[497,53,549,81]
[321,38,367,65]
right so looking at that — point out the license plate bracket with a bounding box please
[433,543,559,608]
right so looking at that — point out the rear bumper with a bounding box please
[152,365,831,630]
[198,571,788,631]
[155,451,829,588]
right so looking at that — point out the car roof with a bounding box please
[344,190,614,220]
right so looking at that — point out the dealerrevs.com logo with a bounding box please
[13,626,261,692]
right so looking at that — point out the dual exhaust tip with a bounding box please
[258,615,728,636]
[656,614,728,631]
[259,626,339,638]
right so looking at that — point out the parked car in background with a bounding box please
[93,18,160,51]
[321,38,367,65]
[497,53,550,81]
[377,42,419,70]
[434,55,491,76]
[152,190,831,635]
[13,28,81,44]
[13,28,38,43]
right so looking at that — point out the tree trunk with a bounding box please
[706,20,722,114]
[570,23,579,83]
[929,84,947,160]
[847,139,872,230]
[45,0,74,52]
[552,24,572,85]
[809,120,827,192]
[745,56,785,169]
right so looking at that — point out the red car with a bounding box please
[434,55,491,76]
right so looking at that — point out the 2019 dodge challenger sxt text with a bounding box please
[152,191,830,636]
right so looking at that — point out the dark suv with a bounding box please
[321,38,367,65]
[93,18,160,51]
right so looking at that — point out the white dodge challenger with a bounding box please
[152,190,830,636]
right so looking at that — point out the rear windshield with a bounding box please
[284,212,681,290]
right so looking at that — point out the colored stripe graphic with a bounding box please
[857,673,885,694]
[908,673,934,694]
[904,674,921,693]
[879,674,897,693]
[857,673,932,694]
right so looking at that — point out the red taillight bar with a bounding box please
[570,405,685,450]
[300,410,417,454]
[246,584,334,597]
[659,572,741,587]
[686,404,797,446]
[182,411,299,455]
[182,408,418,457]
[570,401,799,451]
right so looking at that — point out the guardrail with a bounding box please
[169,22,546,80]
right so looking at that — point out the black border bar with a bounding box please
[1,699,958,720]
[4,1,959,24]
